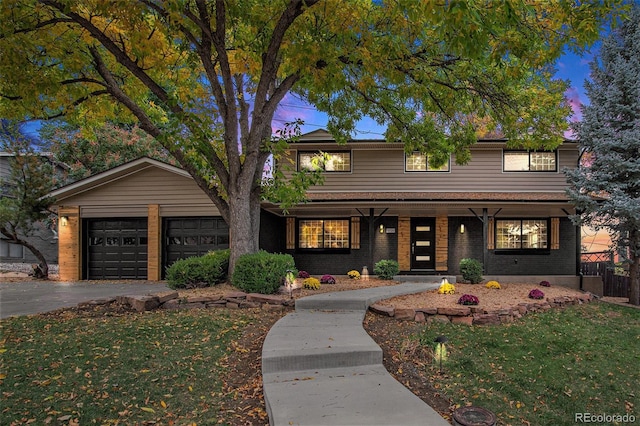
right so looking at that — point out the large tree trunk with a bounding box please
[227,189,262,277]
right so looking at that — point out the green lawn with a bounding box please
[1,309,251,425]
[417,302,640,426]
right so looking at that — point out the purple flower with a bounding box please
[320,274,336,284]
[529,289,545,300]
[298,270,310,279]
[539,280,551,287]
[458,294,479,306]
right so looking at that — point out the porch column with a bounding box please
[398,217,411,271]
[58,206,81,281]
[147,204,161,281]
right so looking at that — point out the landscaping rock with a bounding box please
[416,307,438,315]
[369,304,395,317]
[451,316,473,326]
[247,293,286,305]
[226,302,240,309]
[430,315,451,324]
[156,291,179,304]
[394,308,416,321]
[437,307,471,316]
[473,314,500,325]
[127,295,160,312]
[414,312,426,323]
[225,291,247,299]
[160,299,183,310]
[469,306,484,314]
[186,296,222,304]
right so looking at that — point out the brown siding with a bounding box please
[286,146,578,194]
[59,167,221,217]
[435,216,448,271]
[148,204,161,280]
[398,217,411,270]
[58,206,81,281]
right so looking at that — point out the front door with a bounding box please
[411,218,435,271]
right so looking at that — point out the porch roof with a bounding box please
[303,191,570,202]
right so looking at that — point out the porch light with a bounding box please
[379,224,385,234]
[460,224,465,234]
[60,216,68,227]
[434,335,448,373]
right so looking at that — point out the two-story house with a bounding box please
[49,129,582,287]
[0,152,59,266]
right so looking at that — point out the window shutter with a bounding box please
[487,218,495,250]
[351,217,360,249]
[551,217,560,250]
[286,217,295,250]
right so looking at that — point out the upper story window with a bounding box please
[405,152,450,172]
[298,151,351,172]
[503,151,557,172]
[496,219,548,250]
[298,219,350,250]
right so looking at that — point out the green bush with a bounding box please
[231,251,296,294]
[460,258,483,284]
[166,249,230,289]
[374,259,400,280]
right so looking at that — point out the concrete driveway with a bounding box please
[0,281,170,319]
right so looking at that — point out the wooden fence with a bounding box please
[580,251,630,298]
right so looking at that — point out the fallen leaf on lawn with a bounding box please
[160,400,167,409]
[141,407,155,413]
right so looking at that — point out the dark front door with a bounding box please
[411,218,435,271]
[85,218,148,279]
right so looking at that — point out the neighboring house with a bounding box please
[49,129,584,287]
[0,152,59,265]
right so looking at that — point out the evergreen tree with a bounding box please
[566,7,640,305]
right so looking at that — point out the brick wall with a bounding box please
[286,216,398,275]
[448,216,577,276]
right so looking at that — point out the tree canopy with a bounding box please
[0,0,627,271]
[565,6,640,305]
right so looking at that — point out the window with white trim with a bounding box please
[503,151,557,171]
[298,151,351,172]
[405,152,450,172]
[495,219,549,250]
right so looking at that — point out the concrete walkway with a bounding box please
[262,282,451,425]
[0,281,169,319]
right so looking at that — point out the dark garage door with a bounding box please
[85,218,148,279]
[163,217,229,270]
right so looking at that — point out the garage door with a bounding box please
[163,217,229,269]
[86,218,148,279]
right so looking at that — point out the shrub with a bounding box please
[303,277,321,290]
[539,280,551,287]
[460,258,483,284]
[320,274,336,284]
[486,280,501,289]
[438,282,456,294]
[374,259,399,280]
[529,289,545,300]
[298,270,310,279]
[347,270,361,280]
[166,249,230,289]
[231,251,296,294]
[458,294,479,305]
